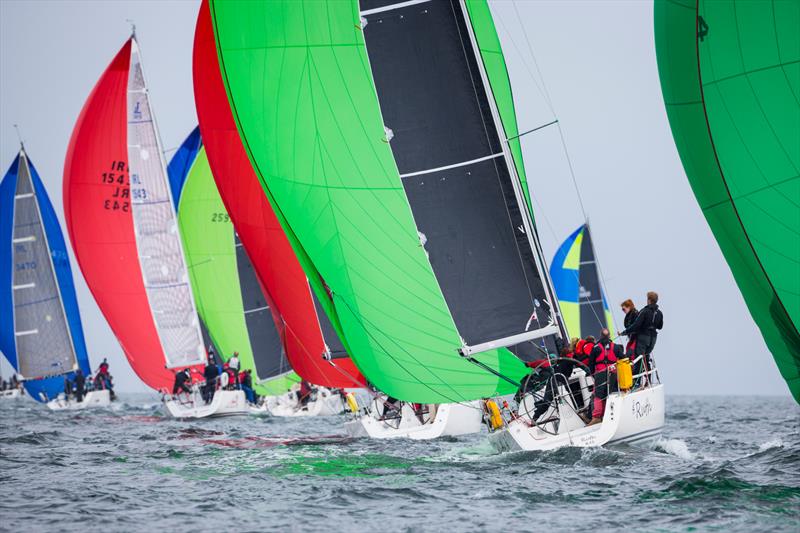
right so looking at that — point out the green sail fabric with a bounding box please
[177,147,299,396]
[209,0,528,403]
[655,0,800,402]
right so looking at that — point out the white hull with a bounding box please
[163,389,248,419]
[488,384,665,452]
[0,388,23,399]
[267,387,344,417]
[344,401,483,440]
[46,390,112,411]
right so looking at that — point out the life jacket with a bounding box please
[575,340,586,356]
[580,342,594,366]
[594,341,618,371]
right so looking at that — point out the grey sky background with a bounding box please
[0,0,790,396]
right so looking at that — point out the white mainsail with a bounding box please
[126,38,205,368]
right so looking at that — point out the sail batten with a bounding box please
[127,41,205,369]
[209,0,532,401]
[2,150,91,400]
[361,0,560,359]
[64,38,204,391]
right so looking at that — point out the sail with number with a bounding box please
[169,128,301,395]
[0,149,91,401]
[63,36,206,391]
[206,0,566,402]
[193,2,364,390]
[655,0,800,401]
[550,224,614,340]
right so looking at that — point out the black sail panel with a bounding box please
[311,291,348,360]
[361,0,556,359]
[234,233,291,380]
[578,225,609,339]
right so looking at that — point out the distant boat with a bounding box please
[655,0,799,402]
[192,2,365,408]
[0,147,93,403]
[168,127,301,397]
[550,223,614,340]
[62,34,230,416]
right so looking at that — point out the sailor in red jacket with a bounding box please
[588,329,624,425]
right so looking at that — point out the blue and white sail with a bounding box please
[0,148,91,401]
[550,224,615,340]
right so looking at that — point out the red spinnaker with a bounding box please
[64,39,201,391]
[193,1,363,388]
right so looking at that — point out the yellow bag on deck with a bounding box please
[345,392,359,413]
[617,358,633,390]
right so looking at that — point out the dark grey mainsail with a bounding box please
[360,0,563,360]
[11,152,77,379]
[234,233,292,381]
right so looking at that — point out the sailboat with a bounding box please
[550,224,614,340]
[204,0,666,444]
[655,0,799,403]
[169,127,301,400]
[63,32,243,418]
[0,147,109,409]
[192,3,367,418]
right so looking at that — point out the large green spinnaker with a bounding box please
[655,0,800,401]
[172,133,299,396]
[209,0,553,402]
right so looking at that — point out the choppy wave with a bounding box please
[0,394,797,532]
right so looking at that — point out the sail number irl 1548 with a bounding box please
[102,160,129,212]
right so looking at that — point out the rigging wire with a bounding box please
[495,0,619,335]
[13,124,24,149]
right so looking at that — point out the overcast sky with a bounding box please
[0,0,790,396]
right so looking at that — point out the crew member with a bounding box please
[240,369,256,404]
[620,299,639,356]
[297,380,314,407]
[228,352,241,387]
[587,329,624,425]
[74,369,86,403]
[578,336,595,367]
[172,368,192,395]
[202,358,219,404]
[620,291,663,379]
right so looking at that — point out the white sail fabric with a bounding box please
[11,152,77,378]
[127,40,205,368]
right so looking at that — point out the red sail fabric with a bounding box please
[64,39,201,391]
[193,1,363,388]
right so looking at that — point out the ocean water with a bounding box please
[0,395,797,532]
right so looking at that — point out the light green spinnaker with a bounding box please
[655,0,800,401]
[209,0,568,402]
[172,132,299,396]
